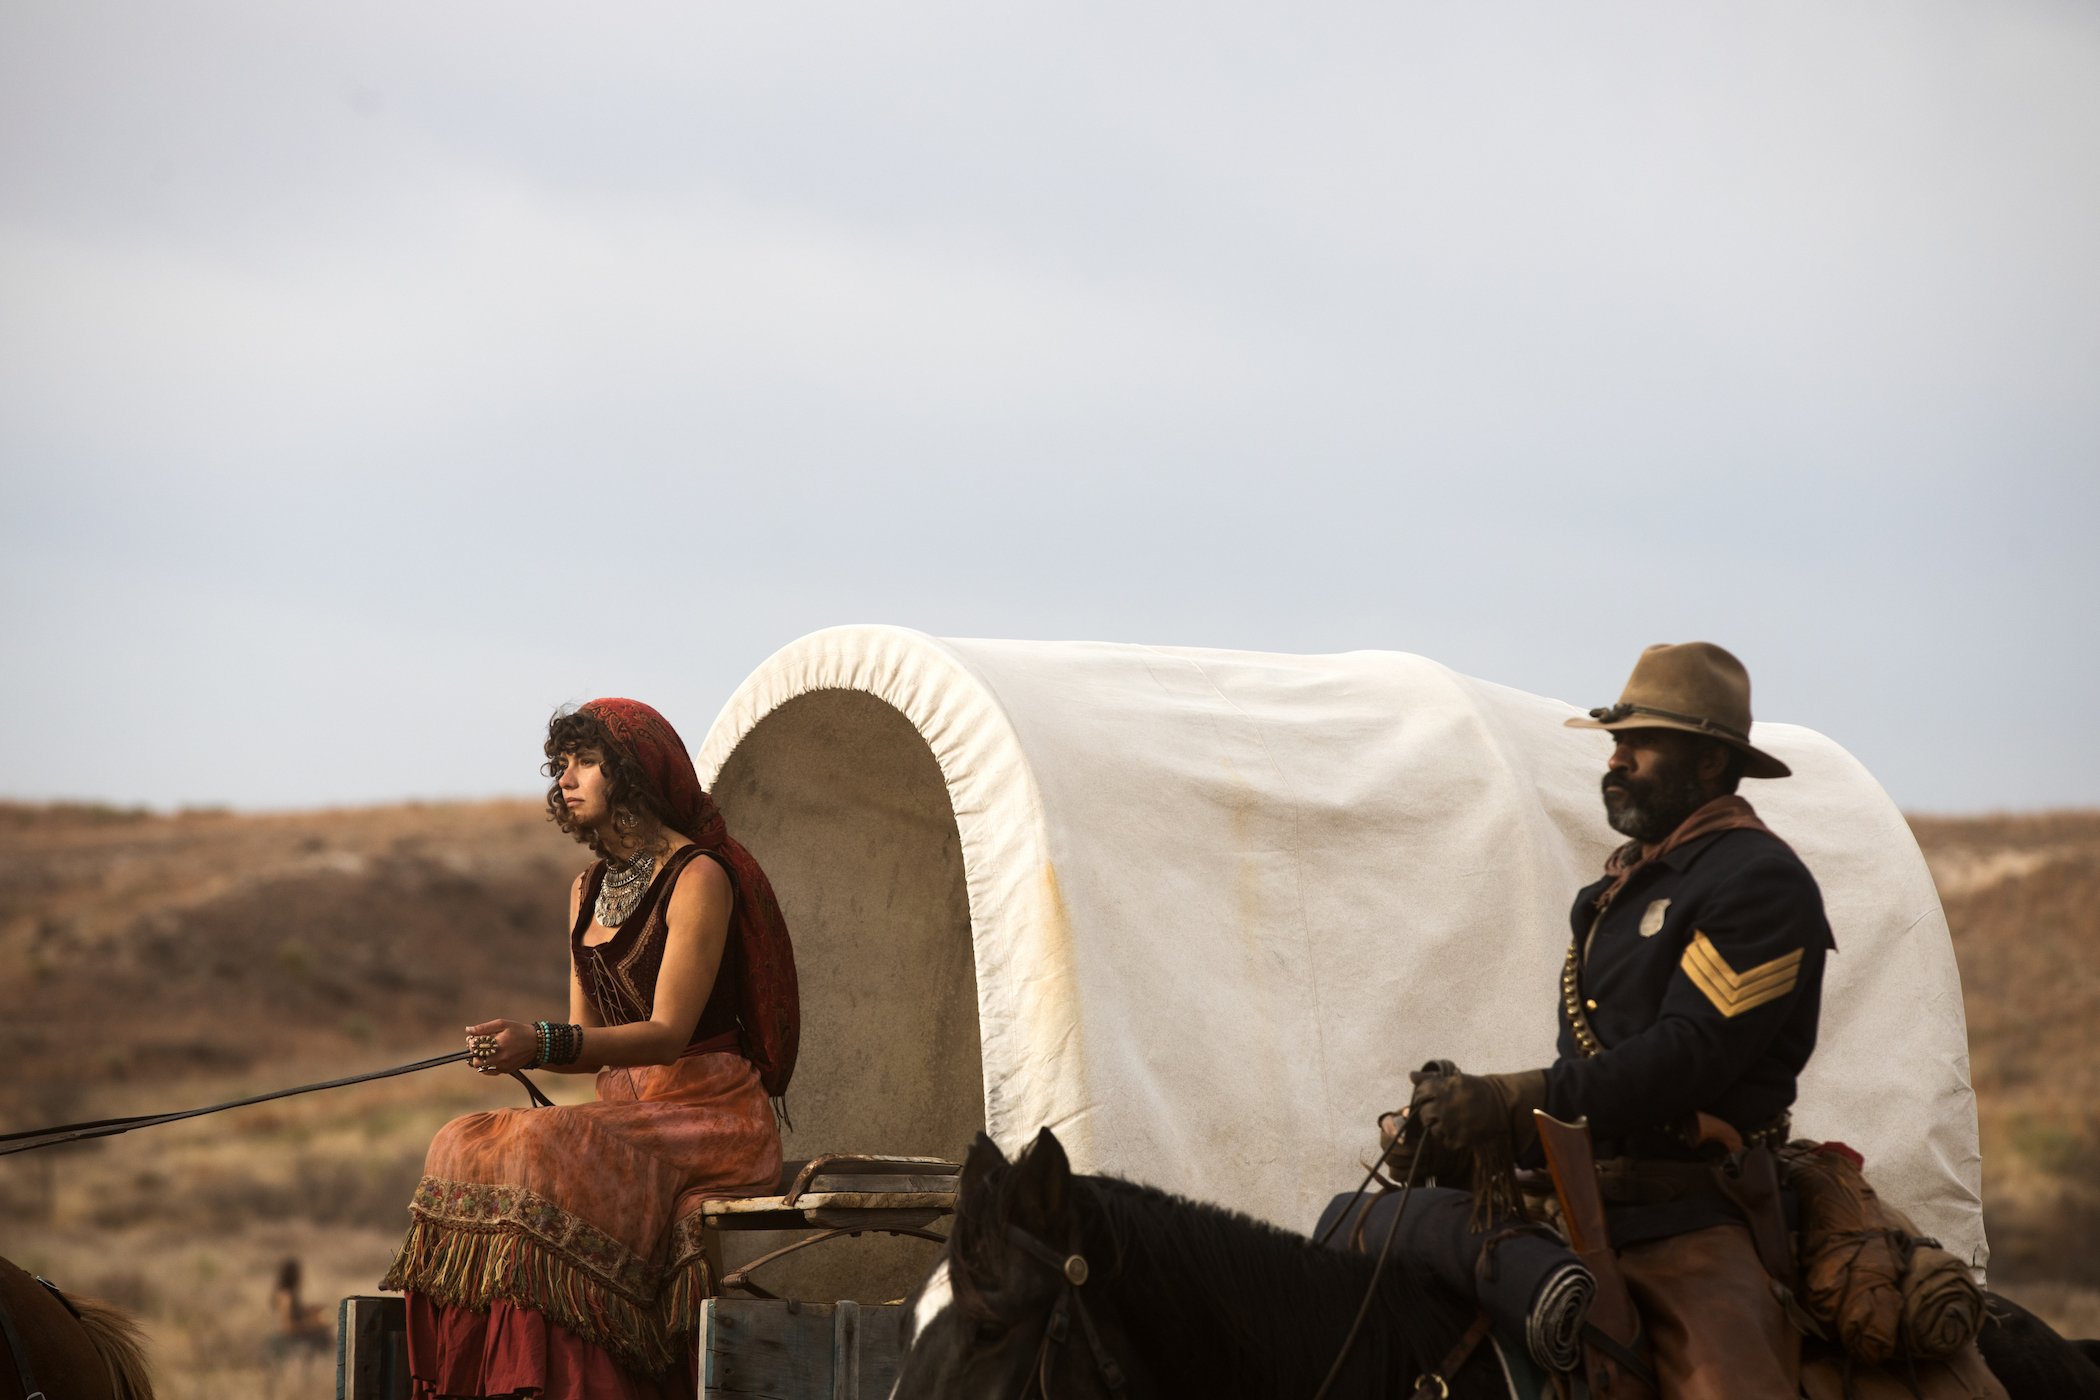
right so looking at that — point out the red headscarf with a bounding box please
[581,698,800,1099]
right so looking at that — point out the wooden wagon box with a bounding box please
[337,1295,408,1400]
[335,1295,905,1400]
[337,1156,944,1400]
[699,1298,903,1400]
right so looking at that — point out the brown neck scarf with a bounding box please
[582,697,801,1100]
[1591,794,1778,913]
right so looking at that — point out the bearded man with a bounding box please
[1407,642,1833,1399]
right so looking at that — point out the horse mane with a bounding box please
[68,1292,158,1400]
[1072,1172,1468,1391]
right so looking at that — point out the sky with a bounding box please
[2,1,2095,813]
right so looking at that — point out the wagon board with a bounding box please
[337,1296,408,1400]
[700,1298,902,1400]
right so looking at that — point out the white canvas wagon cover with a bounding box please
[695,626,1985,1275]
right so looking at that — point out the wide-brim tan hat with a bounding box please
[1564,641,1791,780]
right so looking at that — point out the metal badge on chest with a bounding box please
[1639,898,1671,938]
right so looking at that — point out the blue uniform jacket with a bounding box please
[1543,827,1834,1149]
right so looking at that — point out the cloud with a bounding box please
[1,0,2096,809]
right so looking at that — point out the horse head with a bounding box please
[891,1127,1126,1399]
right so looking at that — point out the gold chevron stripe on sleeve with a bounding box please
[1681,932,1803,1018]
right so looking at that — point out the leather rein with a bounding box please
[1001,1222,1128,1397]
[0,1052,550,1158]
[0,1054,551,1397]
[1311,1125,1490,1400]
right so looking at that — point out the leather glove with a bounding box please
[1374,1103,1469,1185]
[1375,1107,1417,1179]
[1409,1068,1547,1157]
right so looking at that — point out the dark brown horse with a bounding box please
[0,1255,155,1400]
[891,1129,1502,1400]
[891,1130,2100,1400]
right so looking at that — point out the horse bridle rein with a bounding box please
[1001,1223,1127,1398]
[0,1051,550,1159]
[1308,1060,1493,1400]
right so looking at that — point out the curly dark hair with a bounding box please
[542,707,673,859]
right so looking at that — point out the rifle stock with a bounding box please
[1535,1111,1657,1400]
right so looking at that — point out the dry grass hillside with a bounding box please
[0,800,2095,1394]
[1909,811,2100,1333]
[0,801,585,1399]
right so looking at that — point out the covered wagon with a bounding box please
[345,625,1986,1398]
[695,624,1984,1285]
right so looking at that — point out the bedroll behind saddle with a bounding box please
[1783,1141,1988,1365]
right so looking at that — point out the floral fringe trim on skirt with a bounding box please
[382,1178,718,1375]
[381,1053,781,1378]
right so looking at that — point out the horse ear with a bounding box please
[962,1131,1008,1192]
[1009,1126,1071,1230]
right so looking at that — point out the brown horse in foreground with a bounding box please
[0,1255,155,1400]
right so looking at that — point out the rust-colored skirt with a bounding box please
[382,1051,781,1398]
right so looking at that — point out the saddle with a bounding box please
[1540,1117,2006,1399]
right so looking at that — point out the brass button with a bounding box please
[1585,999,1599,1011]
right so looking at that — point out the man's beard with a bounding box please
[1601,758,1712,844]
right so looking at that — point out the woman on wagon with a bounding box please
[384,697,799,1399]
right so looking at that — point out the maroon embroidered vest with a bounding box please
[571,844,742,1053]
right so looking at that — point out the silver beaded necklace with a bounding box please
[594,850,658,928]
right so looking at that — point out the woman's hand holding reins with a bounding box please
[465,1019,536,1075]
